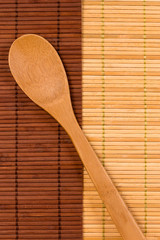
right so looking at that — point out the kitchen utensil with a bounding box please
[8,34,146,240]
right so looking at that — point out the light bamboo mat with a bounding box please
[82,0,160,239]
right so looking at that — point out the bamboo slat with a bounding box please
[82,0,160,239]
[0,1,82,240]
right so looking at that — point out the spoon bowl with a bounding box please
[9,34,70,114]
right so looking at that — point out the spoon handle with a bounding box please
[60,113,146,240]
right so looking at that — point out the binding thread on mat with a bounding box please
[15,0,19,238]
[101,0,106,238]
[143,0,147,235]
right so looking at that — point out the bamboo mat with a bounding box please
[82,0,160,240]
[1,0,160,239]
[0,1,82,239]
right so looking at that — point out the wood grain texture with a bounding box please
[0,1,82,240]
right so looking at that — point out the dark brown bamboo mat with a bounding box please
[0,0,82,239]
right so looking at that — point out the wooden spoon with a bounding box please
[8,34,146,240]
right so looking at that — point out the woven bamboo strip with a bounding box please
[82,0,160,239]
[0,1,82,239]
